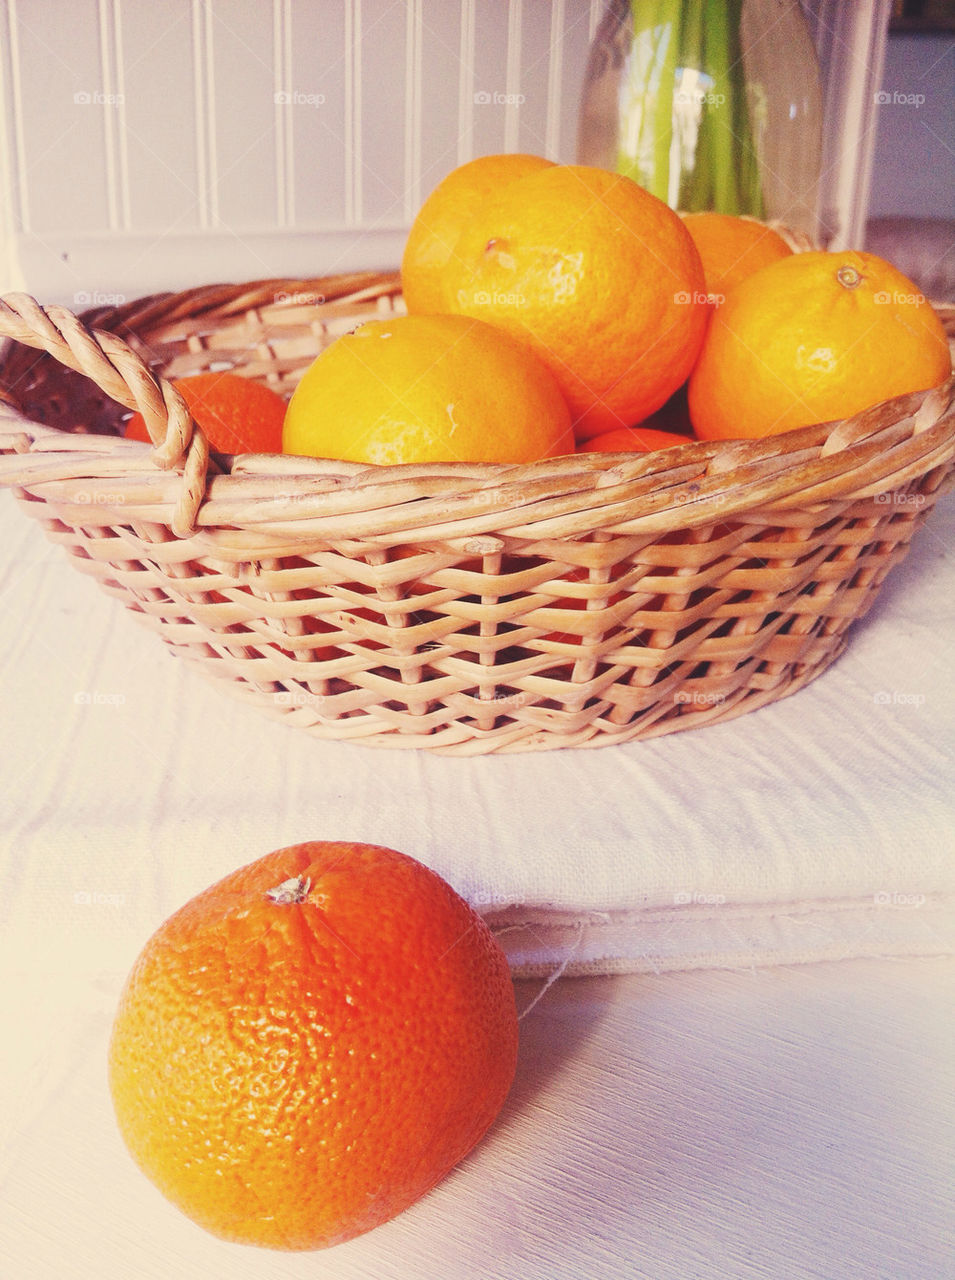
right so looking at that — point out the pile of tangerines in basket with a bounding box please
[127,154,952,464]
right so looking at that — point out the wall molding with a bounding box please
[13,228,407,306]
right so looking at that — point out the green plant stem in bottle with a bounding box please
[578,0,822,235]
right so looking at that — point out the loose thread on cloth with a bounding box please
[494,922,586,1020]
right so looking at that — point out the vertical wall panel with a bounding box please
[10,0,110,234]
[416,4,466,199]
[543,0,566,159]
[272,0,292,226]
[97,0,128,229]
[359,0,407,227]
[402,0,422,220]
[0,0,27,235]
[343,0,361,225]
[516,0,560,158]
[287,2,347,230]
[558,0,600,164]
[503,0,522,153]
[192,0,217,229]
[469,0,511,158]
[0,1,22,288]
[456,0,476,165]
[120,1,200,233]
[205,0,276,230]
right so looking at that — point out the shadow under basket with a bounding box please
[0,274,953,755]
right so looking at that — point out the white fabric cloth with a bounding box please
[1,485,953,979]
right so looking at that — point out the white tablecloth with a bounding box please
[4,958,953,1280]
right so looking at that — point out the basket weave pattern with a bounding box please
[1,276,953,754]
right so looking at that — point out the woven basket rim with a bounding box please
[0,276,953,545]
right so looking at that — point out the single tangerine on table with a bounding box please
[432,163,708,441]
[688,250,952,441]
[400,152,555,314]
[282,314,574,466]
[109,841,519,1251]
[125,370,286,454]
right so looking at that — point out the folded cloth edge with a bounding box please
[487,894,955,978]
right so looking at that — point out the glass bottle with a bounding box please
[577,0,823,237]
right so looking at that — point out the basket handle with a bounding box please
[0,291,211,534]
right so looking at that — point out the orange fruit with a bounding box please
[579,426,695,453]
[680,212,793,301]
[282,314,574,465]
[125,370,286,454]
[436,164,708,440]
[688,251,952,441]
[109,840,518,1251]
[401,153,555,314]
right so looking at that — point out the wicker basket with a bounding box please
[0,275,953,755]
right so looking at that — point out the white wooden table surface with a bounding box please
[3,957,952,1280]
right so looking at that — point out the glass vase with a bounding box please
[577,0,824,236]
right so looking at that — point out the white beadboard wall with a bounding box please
[0,0,604,304]
[0,1,894,306]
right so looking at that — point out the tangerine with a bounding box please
[680,212,793,301]
[109,841,518,1251]
[437,164,708,439]
[688,251,952,440]
[282,314,574,465]
[401,153,555,314]
[125,370,286,454]
[580,426,695,453]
